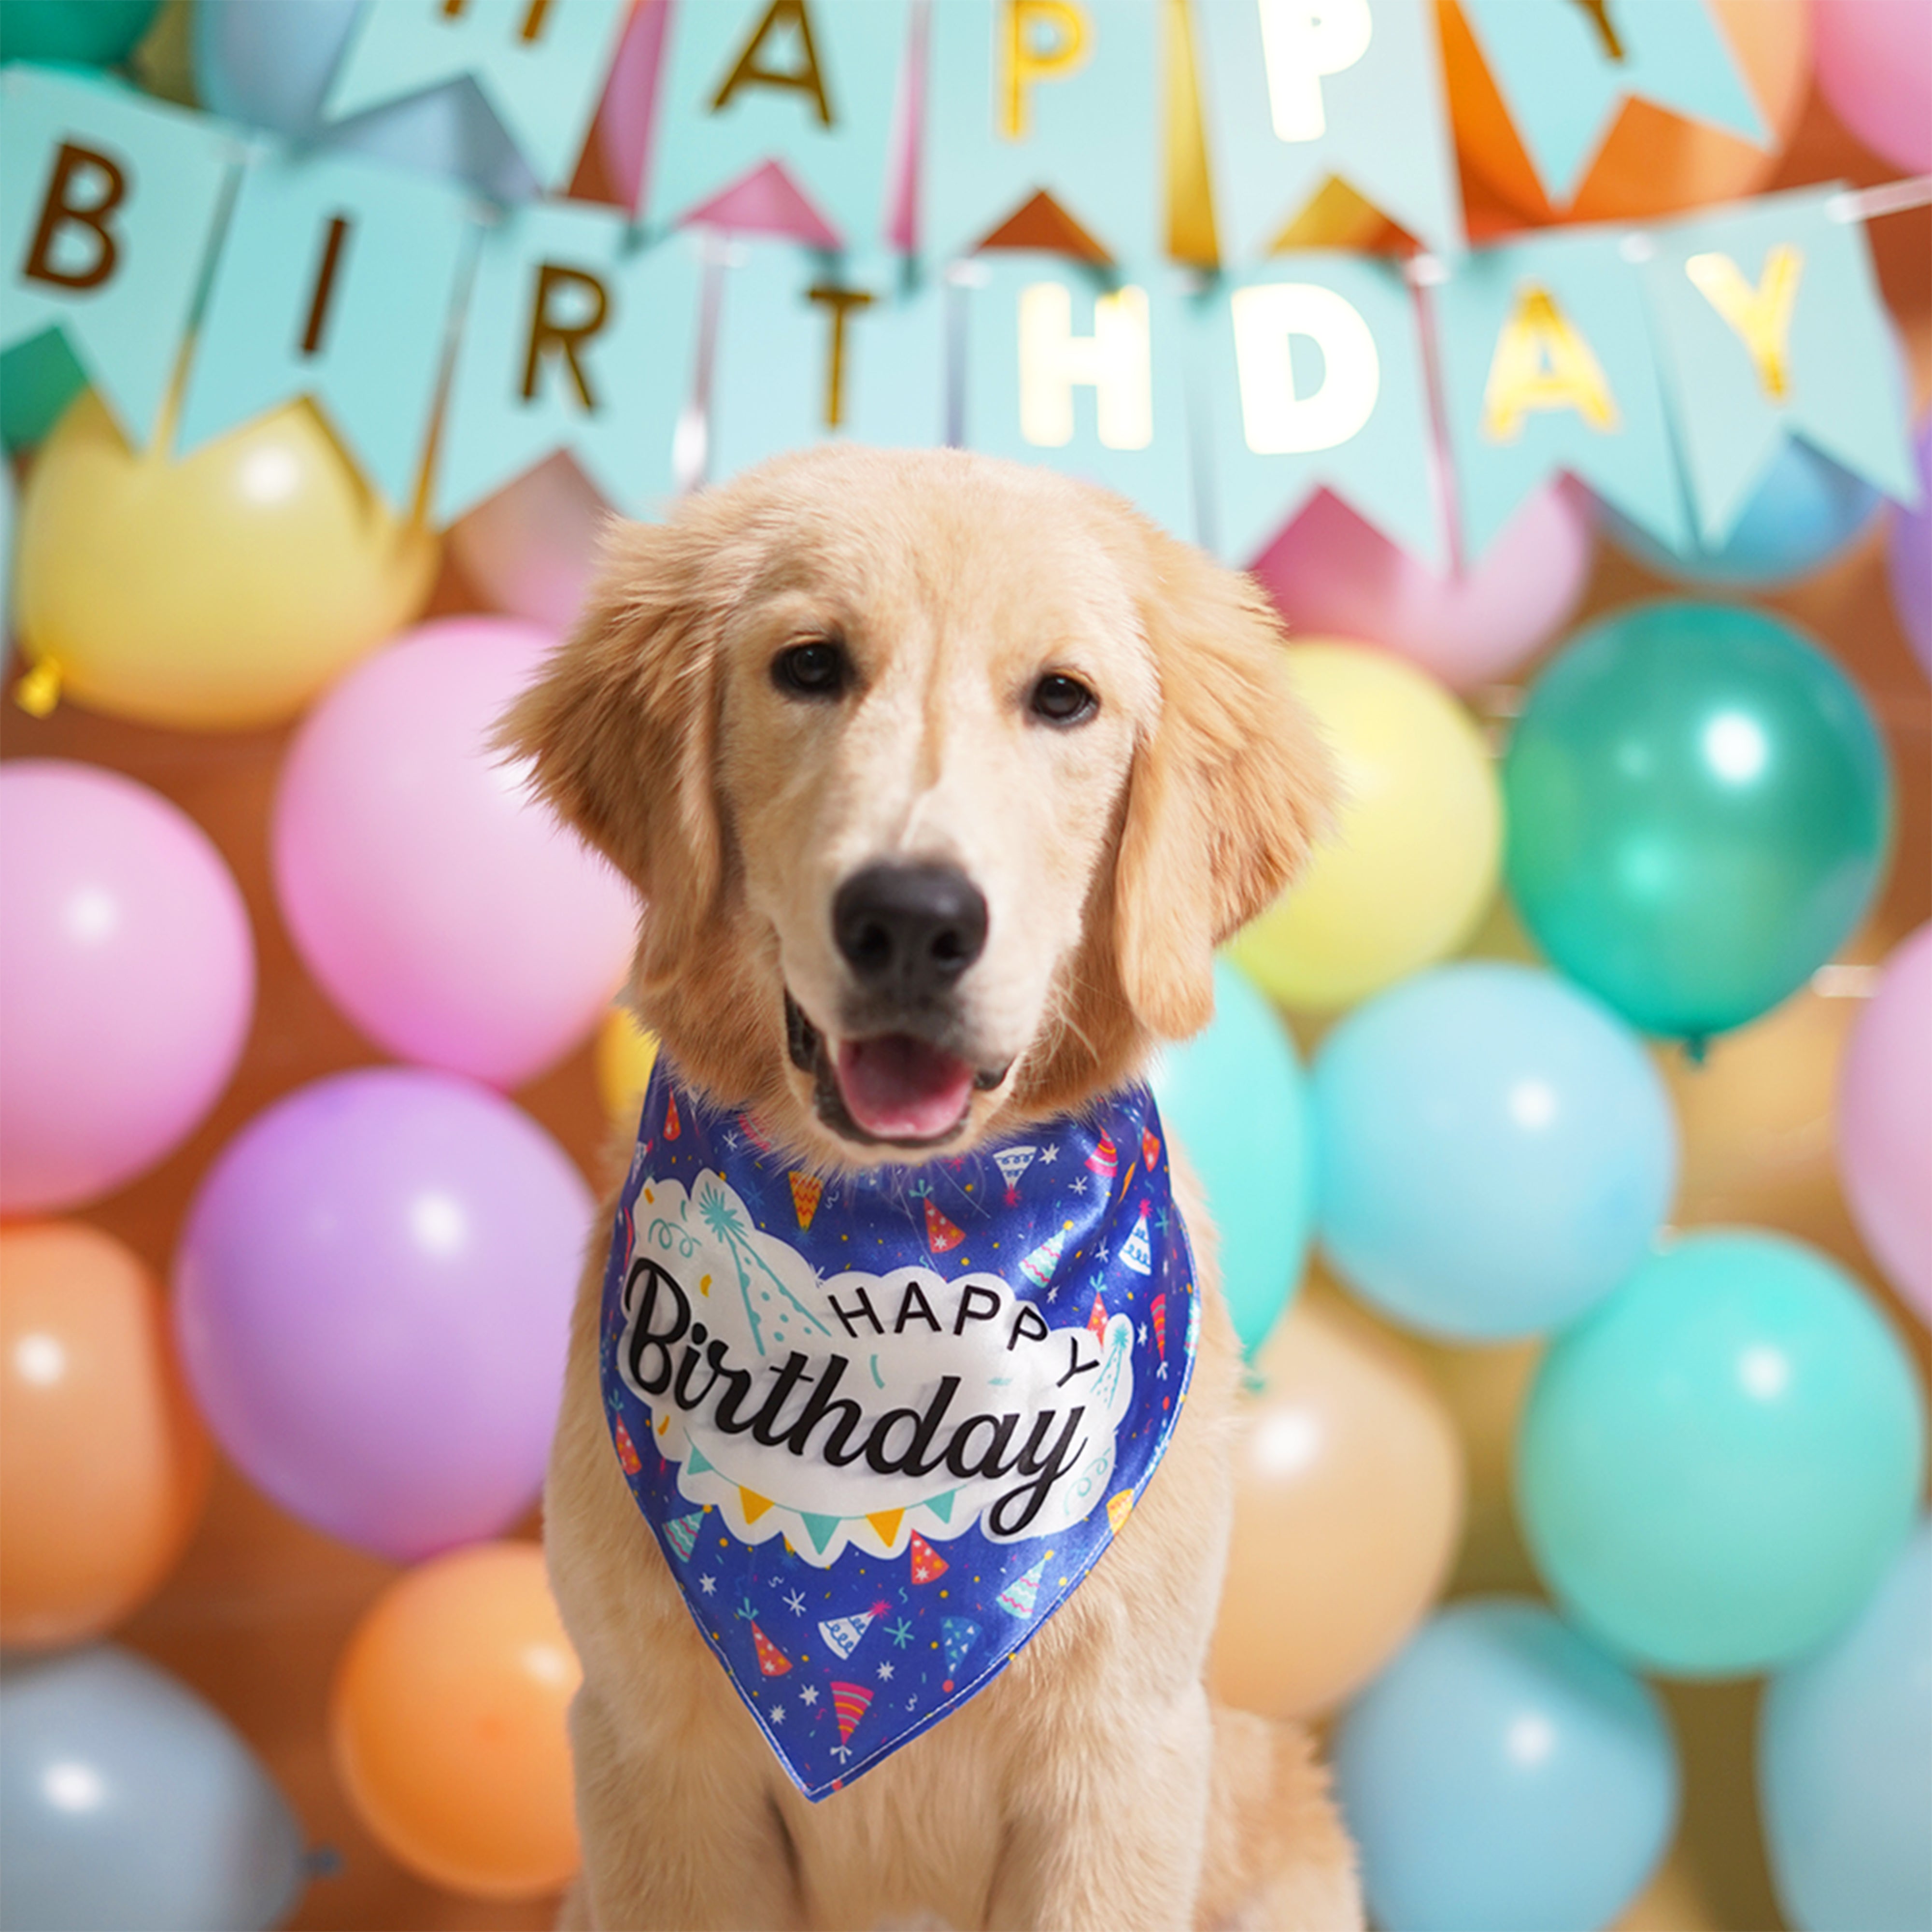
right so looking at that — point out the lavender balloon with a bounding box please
[173,1069,592,1562]
[1885,418,1931,679]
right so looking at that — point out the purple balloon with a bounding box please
[1838,924,1932,1327]
[172,1068,593,1561]
[0,760,255,1214]
[1886,418,1931,679]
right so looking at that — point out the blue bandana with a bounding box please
[597,1065,1200,1800]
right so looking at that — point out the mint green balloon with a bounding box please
[0,0,160,64]
[1518,1232,1925,1677]
[1504,602,1891,1043]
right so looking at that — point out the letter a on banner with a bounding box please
[0,67,236,447]
[1637,185,1919,547]
[1189,0,1463,262]
[923,0,1161,266]
[177,149,476,510]
[435,204,704,524]
[649,0,913,251]
[324,0,631,189]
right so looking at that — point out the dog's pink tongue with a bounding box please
[835,1036,974,1141]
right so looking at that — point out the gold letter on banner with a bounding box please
[1019,281,1152,449]
[1003,0,1090,140]
[522,262,611,408]
[1231,283,1380,454]
[806,284,874,427]
[1481,285,1619,442]
[1684,245,1804,401]
[712,0,835,127]
[23,142,128,293]
[1258,0,1372,142]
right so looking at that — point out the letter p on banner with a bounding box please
[0,68,236,447]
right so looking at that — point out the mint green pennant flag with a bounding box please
[1638,185,1919,548]
[434,206,704,524]
[960,251,1193,539]
[648,0,914,251]
[0,65,238,449]
[324,0,631,190]
[924,0,1161,267]
[1434,226,1688,562]
[177,147,477,510]
[709,245,946,483]
[1194,252,1441,568]
[1190,0,1462,261]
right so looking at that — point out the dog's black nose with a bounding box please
[833,863,988,997]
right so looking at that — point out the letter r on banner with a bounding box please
[1019,281,1151,449]
[1259,0,1373,142]
[1230,282,1380,454]
[523,261,610,406]
[1684,245,1804,401]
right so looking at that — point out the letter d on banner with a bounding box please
[1230,283,1379,454]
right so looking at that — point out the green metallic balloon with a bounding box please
[1504,601,1892,1043]
[0,0,161,65]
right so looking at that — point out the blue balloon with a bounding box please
[1761,1520,1932,1932]
[1150,961,1312,1353]
[0,1647,304,1932]
[1605,438,1883,588]
[192,0,537,203]
[1333,1598,1678,1932]
[1312,963,1677,1340]
[1519,1232,1926,1677]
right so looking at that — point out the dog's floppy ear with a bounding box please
[493,513,729,989]
[1110,527,1335,1040]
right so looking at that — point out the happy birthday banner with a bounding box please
[0,0,1918,571]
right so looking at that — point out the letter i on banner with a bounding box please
[323,0,632,190]
[1637,185,1919,548]
[1187,0,1463,263]
[177,150,476,510]
[648,0,914,252]
[923,0,1161,265]
[1432,228,1689,561]
[0,68,237,448]
[434,204,704,525]
[708,246,946,482]
[959,251,1192,536]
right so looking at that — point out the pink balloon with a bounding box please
[1838,923,1932,1325]
[1251,478,1596,691]
[271,618,638,1088]
[0,761,255,1213]
[449,452,610,635]
[1814,0,1932,175]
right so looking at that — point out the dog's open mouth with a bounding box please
[787,994,1005,1147]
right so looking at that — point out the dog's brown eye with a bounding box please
[773,639,848,699]
[1030,673,1098,727]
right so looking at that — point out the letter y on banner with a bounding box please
[0,67,237,448]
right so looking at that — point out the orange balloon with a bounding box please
[330,1541,582,1899]
[1440,0,1811,225]
[0,1221,211,1648]
[1210,1289,1465,1719]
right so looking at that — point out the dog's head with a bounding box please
[499,447,1333,1165]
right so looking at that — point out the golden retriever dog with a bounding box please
[500,445,1361,1932]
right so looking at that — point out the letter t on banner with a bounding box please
[0,67,238,448]
[434,205,704,524]
[324,0,632,191]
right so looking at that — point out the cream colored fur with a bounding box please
[500,447,1362,1932]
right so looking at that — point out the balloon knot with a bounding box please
[303,1845,344,1879]
[13,658,61,718]
[1681,1034,1711,1067]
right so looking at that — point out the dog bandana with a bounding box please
[597,1063,1200,1800]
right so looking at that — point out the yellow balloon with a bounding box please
[594,1005,658,1126]
[1230,641,1501,1011]
[14,388,438,729]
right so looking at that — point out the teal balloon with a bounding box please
[1333,1598,1678,1932]
[1504,601,1892,1043]
[1604,439,1883,590]
[1761,1520,1932,1932]
[1518,1232,1926,1677]
[1314,963,1676,1341]
[0,328,87,454]
[0,0,160,64]
[1150,961,1311,1353]
[0,1646,305,1931]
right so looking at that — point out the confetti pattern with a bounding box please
[599,1066,1199,1801]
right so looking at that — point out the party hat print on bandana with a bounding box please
[597,1064,1199,1800]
